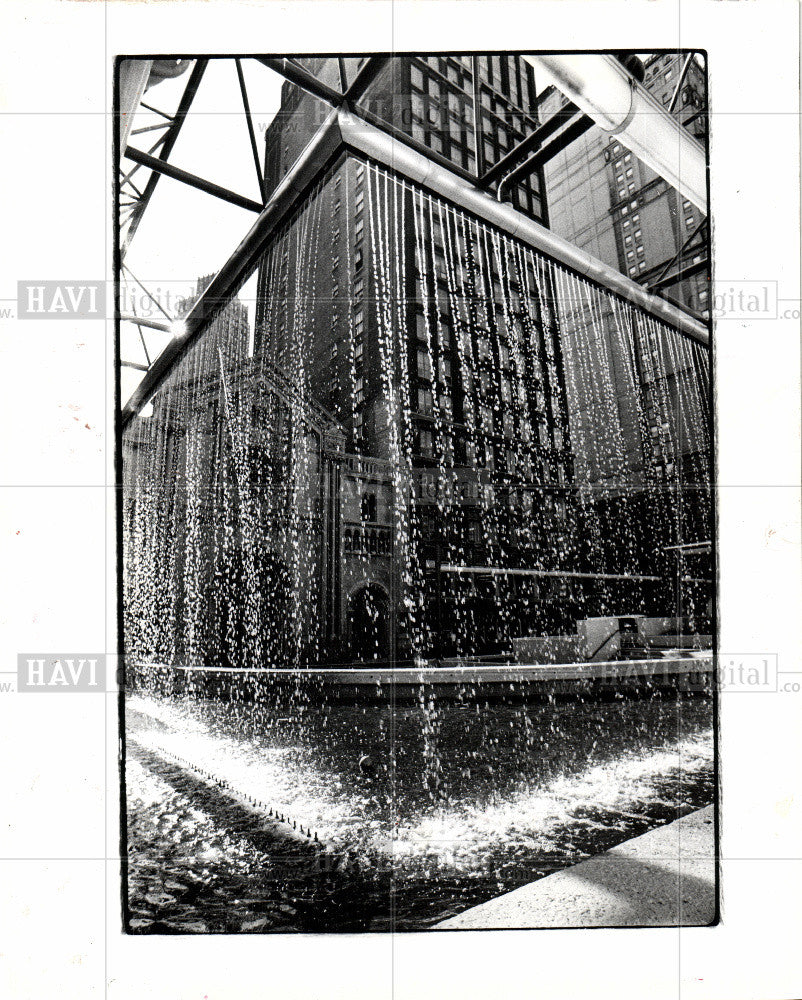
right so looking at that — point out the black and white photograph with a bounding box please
[119,51,716,934]
[1,1,801,997]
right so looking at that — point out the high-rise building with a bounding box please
[253,56,706,659]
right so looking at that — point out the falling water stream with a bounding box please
[123,156,714,932]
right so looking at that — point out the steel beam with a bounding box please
[123,145,263,214]
[644,259,709,293]
[344,56,390,104]
[122,59,208,255]
[119,313,172,333]
[255,57,341,106]
[235,58,266,202]
[668,53,695,114]
[497,114,596,201]
[480,101,582,188]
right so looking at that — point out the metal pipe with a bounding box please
[335,108,709,344]
[235,58,266,202]
[119,313,172,333]
[497,114,595,202]
[480,101,581,187]
[255,57,341,107]
[526,54,707,212]
[122,59,209,255]
[344,56,390,103]
[668,54,695,114]
[123,145,263,214]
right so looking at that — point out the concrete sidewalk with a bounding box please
[436,805,716,929]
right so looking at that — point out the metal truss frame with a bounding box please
[118,55,711,427]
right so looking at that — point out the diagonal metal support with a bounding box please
[497,113,595,200]
[123,145,263,214]
[645,217,708,290]
[668,53,695,114]
[120,108,344,428]
[235,58,266,202]
[122,58,209,257]
[255,57,341,106]
[480,102,584,188]
[343,56,390,103]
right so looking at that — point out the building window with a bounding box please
[417,387,433,415]
[417,348,433,380]
[361,492,377,522]
[419,428,434,458]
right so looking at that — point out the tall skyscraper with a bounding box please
[253,56,708,659]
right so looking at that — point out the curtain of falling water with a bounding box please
[123,159,712,674]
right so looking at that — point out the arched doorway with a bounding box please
[347,583,391,662]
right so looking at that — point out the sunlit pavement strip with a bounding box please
[435,805,715,928]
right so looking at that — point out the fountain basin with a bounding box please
[128,656,712,704]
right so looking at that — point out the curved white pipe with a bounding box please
[529,54,707,213]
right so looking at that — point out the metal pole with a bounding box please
[497,114,595,201]
[123,145,263,214]
[527,54,707,211]
[255,57,341,107]
[235,58,266,202]
[480,101,582,187]
[122,59,209,255]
